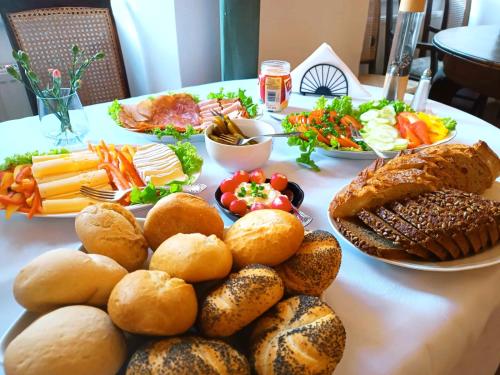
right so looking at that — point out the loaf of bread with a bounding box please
[144,193,225,250]
[4,305,126,375]
[250,295,346,375]
[150,233,232,283]
[224,209,304,269]
[330,141,500,218]
[75,203,148,271]
[13,249,127,312]
[275,230,342,296]
[199,264,284,337]
[108,270,197,336]
[126,336,250,375]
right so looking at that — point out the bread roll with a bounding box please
[4,305,126,375]
[250,295,346,375]
[108,270,197,336]
[275,230,342,296]
[144,193,224,250]
[126,336,250,375]
[199,264,284,337]
[75,203,148,271]
[150,233,232,282]
[13,249,127,312]
[224,210,304,269]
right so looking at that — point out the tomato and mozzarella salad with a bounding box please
[218,169,292,216]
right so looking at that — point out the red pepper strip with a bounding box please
[0,193,25,205]
[99,140,112,163]
[340,115,362,130]
[337,136,361,149]
[309,127,330,145]
[88,143,95,152]
[116,150,144,187]
[307,110,323,125]
[15,165,32,183]
[328,111,337,123]
[99,163,129,190]
[28,188,41,219]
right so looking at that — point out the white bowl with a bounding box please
[205,118,275,172]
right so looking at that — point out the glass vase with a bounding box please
[37,89,89,147]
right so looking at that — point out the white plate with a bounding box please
[317,130,457,160]
[327,183,500,272]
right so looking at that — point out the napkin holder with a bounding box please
[299,63,348,98]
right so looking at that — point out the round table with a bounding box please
[433,25,500,100]
[0,80,499,375]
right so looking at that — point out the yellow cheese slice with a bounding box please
[31,151,94,164]
[31,153,99,179]
[49,183,113,199]
[38,169,109,199]
[41,197,100,214]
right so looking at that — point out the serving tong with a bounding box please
[349,125,389,159]
[80,183,207,203]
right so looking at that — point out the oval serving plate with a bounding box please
[317,130,457,160]
[326,183,500,272]
[215,179,304,222]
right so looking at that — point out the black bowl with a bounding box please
[215,178,305,221]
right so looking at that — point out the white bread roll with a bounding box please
[4,305,127,375]
[199,264,284,337]
[75,203,148,271]
[108,270,197,336]
[150,233,232,282]
[224,210,304,269]
[126,336,250,375]
[13,249,127,312]
[250,295,346,375]
[144,193,224,250]
[275,230,342,296]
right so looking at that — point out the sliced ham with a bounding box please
[198,102,220,111]
[198,98,218,107]
[221,102,241,115]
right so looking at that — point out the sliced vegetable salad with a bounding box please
[282,96,457,170]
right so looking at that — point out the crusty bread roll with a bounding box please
[144,193,224,250]
[4,305,126,375]
[199,264,284,337]
[330,141,500,218]
[150,233,232,282]
[250,295,346,375]
[13,249,127,312]
[126,336,250,375]
[275,230,342,296]
[75,203,148,271]
[224,209,304,269]
[108,270,197,336]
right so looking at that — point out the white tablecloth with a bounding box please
[0,79,499,375]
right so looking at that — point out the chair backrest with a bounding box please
[360,0,381,72]
[0,0,129,114]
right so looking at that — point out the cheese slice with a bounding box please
[31,151,94,164]
[38,169,109,198]
[133,144,187,186]
[41,197,99,214]
[31,153,99,179]
[49,183,113,199]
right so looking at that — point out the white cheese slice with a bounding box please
[133,144,187,186]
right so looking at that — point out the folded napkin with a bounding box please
[291,43,372,99]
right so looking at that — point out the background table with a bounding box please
[0,80,499,375]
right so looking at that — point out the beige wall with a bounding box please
[259,0,370,76]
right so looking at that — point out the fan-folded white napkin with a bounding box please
[291,43,372,99]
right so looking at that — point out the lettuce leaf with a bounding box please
[130,182,183,205]
[153,125,198,141]
[108,99,122,126]
[168,141,203,176]
[442,117,457,130]
[207,88,258,118]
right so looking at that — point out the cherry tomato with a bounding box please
[229,199,248,216]
[220,178,239,193]
[232,170,250,185]
[250,202,268,211]
[249,168,266,184]
[271,195,292,212]
[221,192,238,208]
[270,173,288,191]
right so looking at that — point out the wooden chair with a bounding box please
[360,0,381,74]
[0,0,129,114]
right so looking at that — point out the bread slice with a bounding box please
[335,217,415,260]
[374,206,449,260]
[357,209,434,260]
[389,200,462,259]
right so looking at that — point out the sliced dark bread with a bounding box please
[335,217,416,260]
[389,200,462,259]
[357,209,434,260]
[374,206,449,260]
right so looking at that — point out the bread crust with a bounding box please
[330,141,500,218]
[144,193,224,250]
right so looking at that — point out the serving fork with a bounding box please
[349,125,389,159]
[291,205,313,226]
[218,131,302,146]
[80,183,207,203]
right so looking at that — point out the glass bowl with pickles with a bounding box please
[205,115,275,171]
